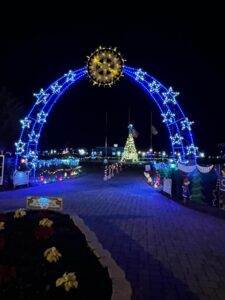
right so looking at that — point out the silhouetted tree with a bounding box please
[0,87,24,151]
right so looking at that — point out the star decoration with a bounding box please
[15,140,26,154]
[186,144,198,155]
[34,89,50,105]
[28,130,40,143]
[20,117,31,129]
[134,69,146,81]
[181,117,194,131]
[51,82,62,94]
[162,87,179,105]
[65,70,76,82]
[149,80,160,93]
[37,111,48,123]
[161,111,175,123]
[170,134,184,145]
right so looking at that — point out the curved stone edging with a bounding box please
[70,214,132,300]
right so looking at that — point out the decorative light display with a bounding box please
[28,130,40,143]
[15,48,198,172]
[122,126,139,162]
[162,87,179,104]
[51,82,62,94]
[181,117,194,131]
[20,117,31,129]
[149,80,160,93]
[15,140,25,155]
[170,133,184,145]
[87,46,124,87]
[34,89,50,105]
[134,68,146,81]
[64,70,76,82]
[161,111,175,124]
[186,144,198,155]
[37,111,48,123]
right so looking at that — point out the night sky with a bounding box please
[0,4,224,153]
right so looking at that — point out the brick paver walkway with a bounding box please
[1,169,225,300]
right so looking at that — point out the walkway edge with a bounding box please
[70,214,132,300]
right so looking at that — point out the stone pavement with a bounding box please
[1,169,225,300]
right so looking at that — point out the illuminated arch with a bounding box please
[15,65,197,170]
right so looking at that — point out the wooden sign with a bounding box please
[26,196,63,210]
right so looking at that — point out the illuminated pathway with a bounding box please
[1,169,225,300]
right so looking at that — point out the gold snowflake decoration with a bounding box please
[87,46,124,87]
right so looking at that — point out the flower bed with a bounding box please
[0,210,112,300]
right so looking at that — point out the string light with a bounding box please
[162,87,179,105]
[20,117,31,129]
[64,70,76,82]
[37,111,48,123]
[186,144,198,155]
[28,130,40,143]
[33,89,50,105]
[149,80,160,93]
[161,111,175,123]
[134,69,146,81]
[170,134,184,145]
[15,140,25,154]
[51,82,62,94]
[181,117,194,130]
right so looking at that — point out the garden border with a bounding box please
[70,213,132,300]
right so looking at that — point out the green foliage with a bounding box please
[190,169,205,203]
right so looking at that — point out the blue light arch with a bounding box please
[15,65,198,170]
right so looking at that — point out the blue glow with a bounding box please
[15,64,197,171]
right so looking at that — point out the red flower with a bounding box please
[0,237,5,250]
[0,265,16,284]
[0,213,7,222]
[34,226,54,240]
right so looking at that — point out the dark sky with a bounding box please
[0,3,224,153]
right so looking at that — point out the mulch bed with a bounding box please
[0,210,112,300]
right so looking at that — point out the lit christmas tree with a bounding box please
[122,124,139,162]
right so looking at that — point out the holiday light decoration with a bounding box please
[15,48,198,171]
[162,87,179,104]
[134,68,146,81]
[37,111,48,123]
[170,133,184,145]
[87,46,124,87]
[51,82,62,94]
[149,80,160,93]
[186,144,198,155]
[161,111,175,124]
[122,126,139,162]
[181,117,194,131]
[20,117,31,129]
[34,89,50,105]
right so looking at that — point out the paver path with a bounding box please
[1,169,225,300]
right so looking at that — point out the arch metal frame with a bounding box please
[15,65,197,170]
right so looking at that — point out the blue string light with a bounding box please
[162,87,179,104]
[181,117,194,131]
[149,80,160,93]
[161,111,176,124]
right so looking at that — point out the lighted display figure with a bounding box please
[15,47,198,171]
[87,46,124,87]
[122,124,139,162]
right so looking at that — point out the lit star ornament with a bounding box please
[15,140,26,154]
[87,46,124,87]
[34,89,50,105]
[51,82,62,94]
[28,130,40,143]
[37,111,48,123]
[134,69,146,81]
[149,80,160,93]
[181,117,194,131]
[20,117,31,129]
[186,144,198,155]
[162,87,179,105]
[161,111,175,124]
[64,70,76,82]
[170,134,184,145]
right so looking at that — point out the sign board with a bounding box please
[0,155,4,185]
[26,196,63,210]
[13,170,29,188]
[163,178,172,196]
[145,164,151,172]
